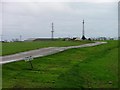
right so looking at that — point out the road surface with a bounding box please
[0,42,107,64]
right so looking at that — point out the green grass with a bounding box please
[2,40,118,88]
[2,40,92,56]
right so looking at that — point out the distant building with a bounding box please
[63,37,81,41]
[24,38,37,42]
[75,37,81,41]
[63,38,71,41]
[97,37,107,40]
[24,38,58,42]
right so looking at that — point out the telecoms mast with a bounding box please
[51,22,54,39]
[81,20,86,40]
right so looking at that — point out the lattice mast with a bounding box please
[51,22,54,39]
[81,20,86,40]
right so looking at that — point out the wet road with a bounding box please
[0,42,107,64]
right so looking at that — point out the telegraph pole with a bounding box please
[81,20,86,40]
[51,22,54,40]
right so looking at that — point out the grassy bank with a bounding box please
[2,40,92,56]
[2,40,118,88]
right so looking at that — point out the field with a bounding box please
[1,40,92,56]
[2,40,118,88]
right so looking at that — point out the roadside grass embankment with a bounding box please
[2,40,118,88]
[2,40,92,56]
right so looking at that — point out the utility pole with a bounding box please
[51,22,54,40]
[81,20,86,40]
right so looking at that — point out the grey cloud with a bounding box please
[2,2,118,40]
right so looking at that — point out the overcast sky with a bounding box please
[0,0,119,41]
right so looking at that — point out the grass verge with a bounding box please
[2,40,118,88]
[2,40,92,56]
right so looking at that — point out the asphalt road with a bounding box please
[0,41,107,64]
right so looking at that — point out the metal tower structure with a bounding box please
[51,22,54,39]
[81,20,86,40]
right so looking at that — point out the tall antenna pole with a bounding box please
[51,22,54,39]
[83,20,85,36]
[81,20,86,40]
